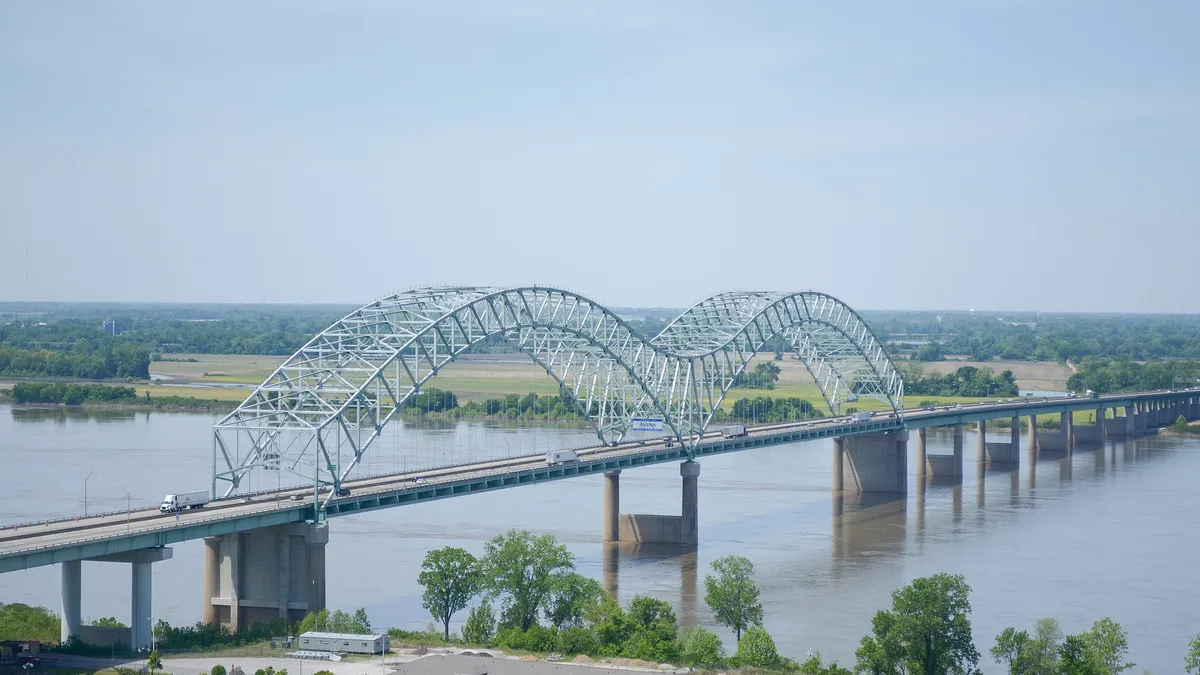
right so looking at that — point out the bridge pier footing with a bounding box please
[925,425,963,479]
[835,431,907,494]
[203,522,327,632]
[614,462,700,547]
[60,547,173,649]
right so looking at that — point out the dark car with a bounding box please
[18,655,42,667]
[334,487,351,498]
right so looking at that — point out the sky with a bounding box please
[1,1,1197,313]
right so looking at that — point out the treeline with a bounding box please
[732,362,781,390]
[0,343,150,380]
[869,310,1200,362]
[722,396,821,423]
[1067,359,1200,394]
[11,382,138,404]
[903,365,1020,397]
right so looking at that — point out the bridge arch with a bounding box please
[212,286,902,502]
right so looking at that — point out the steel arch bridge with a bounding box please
[212,287,904,503]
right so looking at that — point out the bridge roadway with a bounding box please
[2,389,1195,574]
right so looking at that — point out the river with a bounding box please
[1,404,1196,672]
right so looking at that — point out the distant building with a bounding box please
[297,631,389,654]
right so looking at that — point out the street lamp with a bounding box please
[116,483,131,533]
[84,470,98,517]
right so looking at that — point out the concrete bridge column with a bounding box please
[1124,406,1135,437]
[1027,415,1038,456]
[616,462,701,546]
[976,420,987,464]
[60,560,82,643]
[916,428,927,477]
[602,471,621,543]
[204,522,327,631]
[925,425,963,478]
[836,431,907,494]
[1062,412,1073,447]
[1011,417,1020,452]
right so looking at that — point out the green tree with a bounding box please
[481,529,574,631]
[1174,415,1190,432]
[798,652,853,675]
[991,627,1031,674]
[703,555,763,642]
[211,665,227,675]
[546,573,605,629]
[1076,618,1134,675]
[1059,636,1101,675]
[678,626,725,667]
[854,573,980,675]
[0,602,60,643]
[585,595,631,657]
[91,616,126,628]
[351,607,372,634]
[1186,633,1200,674]
[418,547,481,640]
[735,625,779,668]
[623,596,679,663]
[147,650,162,675]
[461,600,496,646]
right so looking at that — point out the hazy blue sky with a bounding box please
[1,2,1197,312]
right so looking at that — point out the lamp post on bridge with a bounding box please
[116,483,131,533]
[84,469,98,517]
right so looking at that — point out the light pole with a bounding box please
[84,469,98,517]
[116,483,131,533]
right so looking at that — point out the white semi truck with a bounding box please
[546,450,578,465]
[721,425,747,438]
[159,491,209,513]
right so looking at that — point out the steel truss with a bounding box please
[212,287,903,504]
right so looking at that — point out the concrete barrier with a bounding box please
[619,514,682,544]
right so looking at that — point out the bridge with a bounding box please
[2,286,1196,650]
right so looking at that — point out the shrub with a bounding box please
[556,626,599,656]
[494,625,557,652]
[679,626,725,667]
[210,666,226,675]
[461,600,496,646]
[735,625,778,668]
[313,671,334,675]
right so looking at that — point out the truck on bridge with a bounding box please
[159,491,209,512]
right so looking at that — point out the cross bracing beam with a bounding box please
[212,287,903,506]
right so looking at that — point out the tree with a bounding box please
[211,666,227,675]
[991,627,1031,674]
[623,595,679,663]
[735,625,779,668]
[352,607,372,634]
[546,573,605,629]
[461,600,496,646]
[678,626,725,667]
[147,650,162,675]
[418,547,481,640]
[854,573,980,675]
[1186,633,1200,674]
[704,555,763,642]
[481,530,574,631]
[799,652,853,675]
[1076,618,1134,675]
[91,616,126,628]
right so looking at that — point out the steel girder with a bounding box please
[212,287,903,503]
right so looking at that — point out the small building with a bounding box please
[298,631,389,655]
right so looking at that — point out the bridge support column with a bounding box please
[78,547,173,650]
[203,522,327,631]
[1063,412,1073,448]
[603,471,621,543]
[836,431,907,494]
[617,462,700,547]
[1027,415,1038,457]
[681,461,700,547]
[832,438,844,492]
[976,420,987,464]
[915,429,927,477]
[60,560,81,643]
[926,426,963,478]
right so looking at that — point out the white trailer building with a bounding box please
[298,631,390,654]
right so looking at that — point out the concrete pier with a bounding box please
[60,560,81,642]
[915,428,927,477]
[1075,408,1105,444]
[616,461,700,547]
[1027,415,1038,457]
[603,471,621,543]
[976,420,987,464]
[835,431,908,494]
[203,522,327,631]
[926,425,963,478]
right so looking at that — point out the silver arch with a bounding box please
[212,287,902,501]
